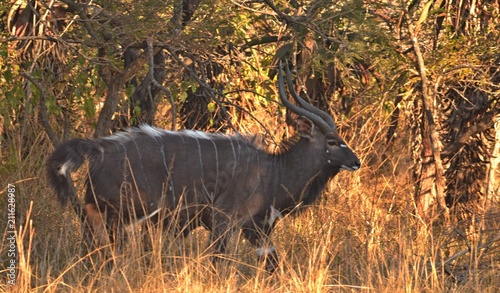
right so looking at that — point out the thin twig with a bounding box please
[20,72,59,146]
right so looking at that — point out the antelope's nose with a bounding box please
[353,159,361,170]
[340,158,361,171]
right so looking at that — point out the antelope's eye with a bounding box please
[327,139,338,146]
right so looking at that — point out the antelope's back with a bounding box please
[87,126,265,217]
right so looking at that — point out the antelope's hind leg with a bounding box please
[85,203,112,248]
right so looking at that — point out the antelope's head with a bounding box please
[278,60,361,172]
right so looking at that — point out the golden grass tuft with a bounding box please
[1,104,499,292]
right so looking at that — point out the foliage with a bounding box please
[0,0,499,291]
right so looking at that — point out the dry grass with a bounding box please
[1,105,499,293]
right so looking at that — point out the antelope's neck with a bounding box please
[266,139,331,209]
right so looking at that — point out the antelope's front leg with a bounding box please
[204,211,234,268]
[242,225,279,273]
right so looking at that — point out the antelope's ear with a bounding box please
[297,116,315,139]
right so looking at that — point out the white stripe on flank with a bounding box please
[249,152,261,196]
[132,139,152,192]
[229,139,237,178]
[210,139,219,192]
[193,136,205,178]
[149,132,168,174]
[245,141,251,176]
[99,145,105,162]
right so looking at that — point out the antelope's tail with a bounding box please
[46,138,100,206]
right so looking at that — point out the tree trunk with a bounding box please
[486,115,500,208]
[406,13,449,221]
[128,50,166,127]
[94,81,121,138]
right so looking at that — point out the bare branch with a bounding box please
[165,46,236,132]
[146,39,176,130]
[20,72,59,146]
[59,0,98,40]
[441,118,495,158]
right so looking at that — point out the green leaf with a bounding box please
[4,68,12,83]
[83,97,96,118]
[207,102,216,113]
[180,91,187,103]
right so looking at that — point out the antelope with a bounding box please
[46,61,360,272]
